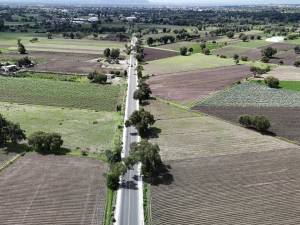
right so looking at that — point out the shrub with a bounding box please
[28,131,63,154]
[239,115,271,132]
[93,74,107,84]
[203,48,210,55]
[261,56,270,63]
[264,76,279,88]
[179,46,188,56]
[17,56,32,67]
[220,55,227,58]
[294,61,300,67]
[241,56,248,61]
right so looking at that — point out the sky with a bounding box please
[2,0,300,5]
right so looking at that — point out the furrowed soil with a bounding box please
[148,65,251,105]
[263,66,300,80]
[0,51,103,74]
[151,148,300,225]
[145,100,297,161]
[143,47,178,61]
[0,154,106,225]
[194,105,300,144]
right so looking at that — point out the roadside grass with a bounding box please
[144,53,235,75]
[0,102,121,152]
[0,76,124,111]
[143,183,152,225]
[104,188,117,225]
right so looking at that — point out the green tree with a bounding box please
[147,37,154,46]
[103,48,111,58]
[17,39,26,54]
[233,54,239,64]
[203,48,210,55]
[126,140,163,178]
[133,81,152,102]
[0,114,25,147]
[226,31,235,38]
[200,42,206,50]
[125,109,155,137]
[28,131,63,154]
[110,48,120,59]
[107,162,127,190]
[264,76,279,88]
[262,47,277,58]
[180,46,188,56]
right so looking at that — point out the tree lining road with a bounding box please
[114,37,144,225]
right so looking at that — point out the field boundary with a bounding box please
[0,153,23,173]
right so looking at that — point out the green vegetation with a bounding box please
[0,114,25,147]
[28,131,63,154]
[199,83,300,107]
[0,76,123,111]
[16,71,87,82]
[239,115,271,132]
[144,183,152,225]
[264,76,280,88]
[0,102,120,151]
[145,53,235,75]
[104,188,117,225]
[253,80,300,92]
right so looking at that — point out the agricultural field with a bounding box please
[0,51,104,74]
[213,45,261,60]
[263,65,300,80]
[0,76,124,111]
[148,65,251,106]
[144,53,235,75]
[197,83,300,107]
[0,102,120,152]
[196,105,300,144]
[151,148,300,225]
[143,47,178,61]
[145,100,297,161]
[253,79,300,92]
[0,154,107,225]
[0,32,126,54]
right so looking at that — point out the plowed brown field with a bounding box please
[148,65,251,105]
[194,105,300,144]
[143,47,178,61]
[151,148,300,225]
[0,154,106,225]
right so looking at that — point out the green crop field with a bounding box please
[0,102,120,152]
[158,41,223,53]
[198,83,300,107]
[144,53,235,75]
[0,76,124,111]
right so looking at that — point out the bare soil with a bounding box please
[151,148,300,225]
[1,51,103,74]
[143,47,178,61]
[148,65,251,104]
[194,105,300,144]
[0,154,106,225]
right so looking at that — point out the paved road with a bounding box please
[114,37,144,225]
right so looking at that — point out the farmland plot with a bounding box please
[262,66,300,81]
[144,53,235,75]
[0,154,106,225]
[151,148,300,225]
[148,65,251,105]
[146,100,297,161]
[195,106,300,144]
[143,47,178,61]
[197,83,300,107]
[0,76,124,111]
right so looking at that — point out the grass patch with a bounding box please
[231,40,269,48]
[144,53,235,75]
[104,188,116,225]
[0,102,121,152]
[144,183,152,225]
[16,71,88,82]
[252,80,300,92]
[0,76,123,111]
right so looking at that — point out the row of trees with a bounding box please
[239,115,271,133]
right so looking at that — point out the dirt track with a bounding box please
[148,65,251,104]
[194,105,300,144]
[0,154,106,225]
[151,148,300,225]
